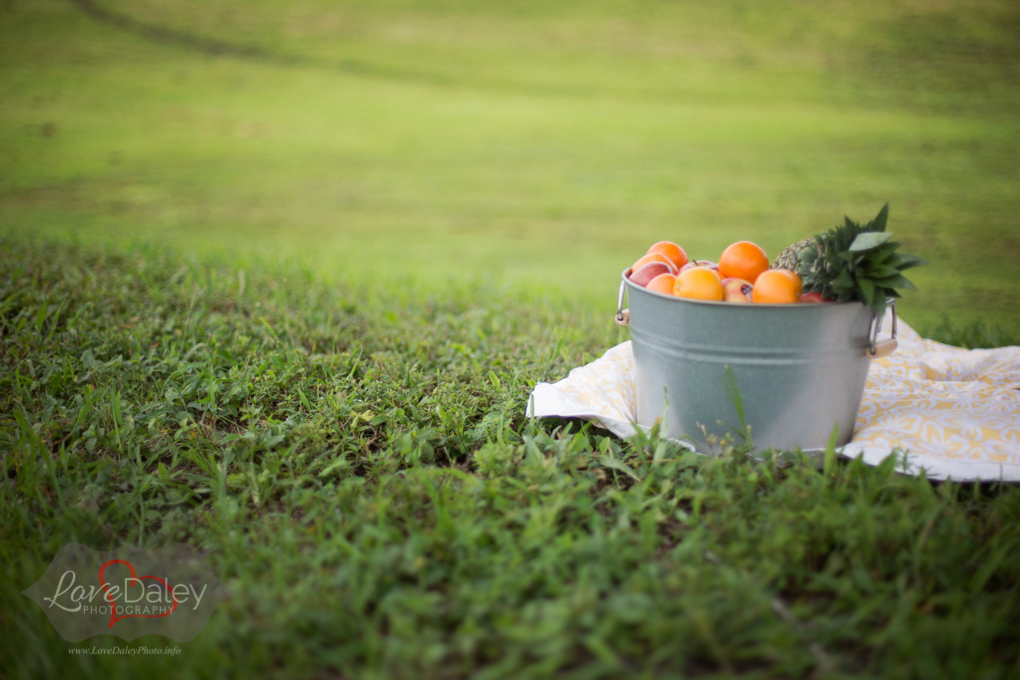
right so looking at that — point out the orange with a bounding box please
[752,269,803,304]
[672,267,724,301]
[631,252,676,274]
[718,241,769,284]
[646,241,688,270]
[646,273,677,295]
[776,268,803,297]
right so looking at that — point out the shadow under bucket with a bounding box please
[617,270,897,454]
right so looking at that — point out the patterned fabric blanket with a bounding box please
[527,314,1020,482]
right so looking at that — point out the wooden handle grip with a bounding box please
[867,338,897,359]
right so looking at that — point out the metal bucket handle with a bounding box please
[867,300,898,359]
[618,278,898,358]
[615,278,630,326]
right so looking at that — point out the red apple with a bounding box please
[631,252,679,275]
[799,292,826,303]
[679,259,718,274]
[629,262,673,287]
[722,278,753,303]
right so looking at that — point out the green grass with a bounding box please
[2,235,1019,678]
[3,1,1020,677]
[1,0,1019,330]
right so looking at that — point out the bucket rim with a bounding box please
[621,268,865,309]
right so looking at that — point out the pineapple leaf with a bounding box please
[871,297,888,318]
[887,253,928,270]
[849,231,894,252]
[867,265,903,279]
[832,267,854,291]
[873,274,917,291]
[857,278,876,306]
[867,248,896,265]
[869,202,890,232]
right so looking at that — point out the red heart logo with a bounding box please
[98,559,179,628]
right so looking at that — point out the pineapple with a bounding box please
[772,237,812,272]
[774,204,926,317]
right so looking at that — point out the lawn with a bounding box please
[4,236,1020,678]
[2,1,1020,678]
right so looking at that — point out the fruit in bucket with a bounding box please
[630,262,674,287]
[679,260,718,273]
[645,241,688,270]
[673,267,724,301]
[646,273,677,295]
[752,269,803,304]
[631,252,678,274]
[721,277,753,303]
[719,241,769,284]
[626,205,925,310]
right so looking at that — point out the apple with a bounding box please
[679,260,718,274]
[799,292,827,303]
[629,262,673,287]
[631,252,679,275]
[721,277,753,303]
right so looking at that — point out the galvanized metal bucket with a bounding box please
[616,270,897,453]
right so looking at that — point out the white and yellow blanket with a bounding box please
[527,314,1020,482]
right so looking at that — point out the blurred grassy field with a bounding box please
[1,0,1019,331]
